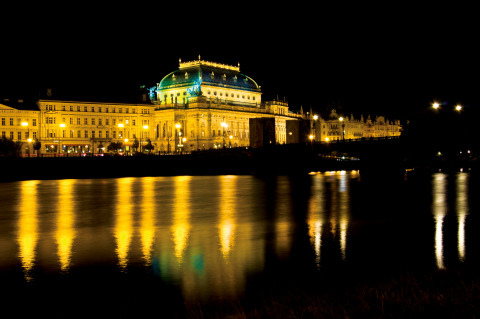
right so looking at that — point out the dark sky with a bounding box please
[1,3,477,120]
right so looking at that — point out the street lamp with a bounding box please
[339,117,345,140]
[432,102,440,110]
[59,123,66,155]
[455,105,463,112]
[175,123,181,153]
[221,122,227,149]
[142,125,149,153]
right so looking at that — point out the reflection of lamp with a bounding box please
[175,123,181,152]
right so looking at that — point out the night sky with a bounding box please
[1,3,477,121]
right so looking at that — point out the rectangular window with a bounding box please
[132,119,136,126]
[32,119,37,126]
[85,130,88,138]
[98,131,102,138]
[91,106,95,112]
[77,106,80,111]
[2,131,5,138]
[77,118,81,125]
[10,118,13,126]
[113,131,116,138]
[106,131,109,139]
[25,131,29,139]
[105,119,109,125]
[33,131,37,139]
[10,132,14,139]
[113,119,116,125]
[77,130,81,138]
[84,106,87,112]
[62,130,66,138]
[70,130,73,138]
[99,107,102,113]
[1,118,5,125]
[84,118,88,125]
[98,119,102,126]
[70,117,73,125]
[17,131,21,140]
[91,118,95,125]
[92,130,95,138]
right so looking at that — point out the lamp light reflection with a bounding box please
[172,176,191,264]
[115,178,134,271]
[457,173,468,261]
[140,177,156,266]
[308,174,325,268]
[219,176,237,261]
[56,179,76,273]
[433,173,446,269]
[16,180,39,281]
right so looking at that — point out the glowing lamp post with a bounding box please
[221,122,227,149]
[175,123,181,153]
[339,117,345,140]
[59,123,66,155]
[21,122,30,157]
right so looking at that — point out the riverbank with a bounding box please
[0,149,360,182]
[184,268,480,319]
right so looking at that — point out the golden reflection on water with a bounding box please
[114,177,134,270]
[171,176,192,264]
[140,177,156,266]
[56,179,76,273]
[275,177,292,258]
[432,173,446,269]
[308,171,352,267]
[218,176,237,261]
[308,174,325,267]
[456,173,468,262]
[16,180,39,281]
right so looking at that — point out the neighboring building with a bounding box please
[249,118,276,148]
[307,109,401,142]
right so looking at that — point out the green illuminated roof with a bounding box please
[159,60,261,92]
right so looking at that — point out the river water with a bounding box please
[0,171,478,317]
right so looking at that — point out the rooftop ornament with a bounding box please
[179,57,240,72]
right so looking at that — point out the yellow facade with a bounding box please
[1,60,401,156]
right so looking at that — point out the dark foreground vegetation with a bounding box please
[184,268,480,319]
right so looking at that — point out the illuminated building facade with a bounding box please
[1,59,401,155]
[310,109,401,142]
[152,58,300,152]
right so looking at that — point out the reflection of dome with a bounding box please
[159,59,261,92]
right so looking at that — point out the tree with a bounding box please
[0,137,22,157]
[107,141,122,154]
[132,137,139,153]
[144,139,154,153]
[33,138,41,157]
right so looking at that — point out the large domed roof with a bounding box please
[159,59,261,92]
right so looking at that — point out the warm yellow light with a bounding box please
[59,123,66,128]
[309,134,314,140]
[27,138,32,143]
[175,123,181,129]
[229,135,233,139]
[124,139,128,143]
[325,137,330,142]
[143,125,149,129]
[455,105,462,112]
[21,122,28,127]
[313,115,318,120]
[433,102,440,110]
[339,117,344,122]
[221,122,227,128]
[182,137,186,142]
[118,123,124,128]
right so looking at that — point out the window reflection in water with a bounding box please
[114,177,134,271]
[432,173,446,269]
[16,180,39,282]
[456,173,468,262]
[140,177,156,266]
[56,179,76,273]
